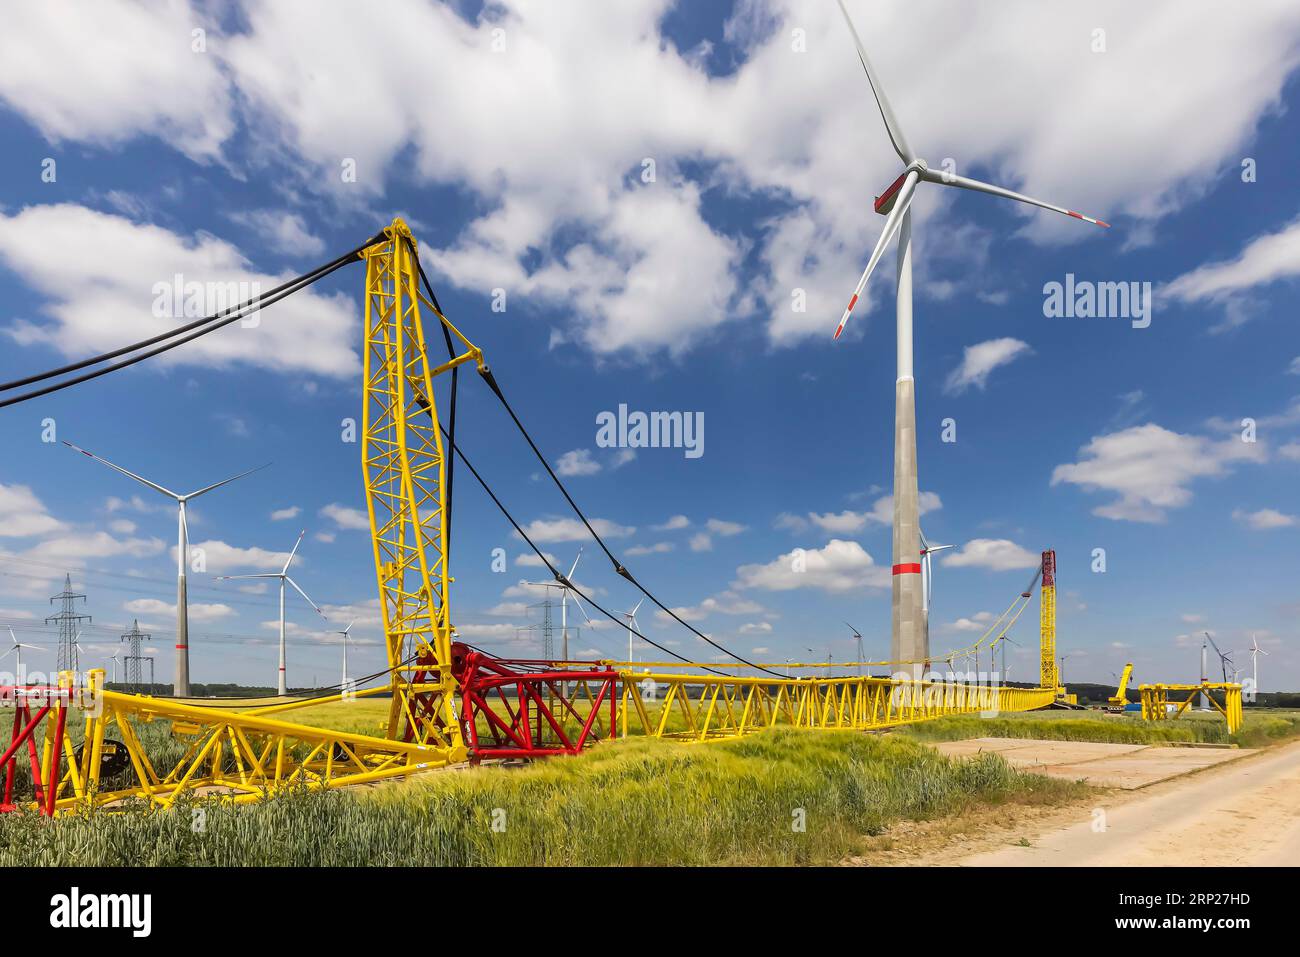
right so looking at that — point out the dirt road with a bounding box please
[957,738,1300,866]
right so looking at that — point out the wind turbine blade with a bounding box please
[566,547,583,580]
[62,441,179,499]
[285,576,324,615]
[833,170,919,340]
[343,619,356,636]
[631,598,645,616]
[835,0,914,164]
[569,590,594,627]
[6,626,15,644]
[215,573,278,580]
[282,529,307,574]
[0,648,13,662]
[922,168,1109,227]
[17,643,45,651]
[186,462,271,501]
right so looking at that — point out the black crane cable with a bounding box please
[405,250,772,677]
[0,229,387,410]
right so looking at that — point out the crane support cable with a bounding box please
[430,414,728,677]
[407,261,782,679]
[0,230,386,409]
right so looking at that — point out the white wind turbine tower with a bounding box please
[918,530,953,650]
[337,619,356,690]
[64,441,266,696]
[1248,633,1268,696]
[832,1,1108,675]
[216,530,324,695]
[620,599,645,665]
[2,627,45,682]
[519,548,588,663]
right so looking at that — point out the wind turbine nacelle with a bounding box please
[874,172,908,215]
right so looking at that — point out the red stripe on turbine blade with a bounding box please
[1096,219,1111,228]
[892,563,922,575]
[847,294,858,311]
[874,172,907,214]
[1068,211,1083,219]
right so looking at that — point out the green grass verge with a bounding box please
[0,728,1081,867]
[900,711,1300,748]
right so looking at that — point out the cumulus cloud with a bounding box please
[124,598,235,622]
[6,2,1295,358]
[516,516,634,543]
[0,483,64,537]
[320,503,368,530]
[735,539,890,593]
[943,539,1041,571]
[1164,215,1300,325]
[1052,424,1265,522]
[943,338,1032,395]
[780,492,941,534]
[555,449,602,477]
[1232,507,1297,530]
[0,205,360,378]
[270,506,301,521]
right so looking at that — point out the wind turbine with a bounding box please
[337,619,356,690]
[620,600,645,665]
[1206,633,1234,683]
[831,1,1108,674]
[845,621,864,675]
[1,627,45,682]
[519,548,589,663]
[918,530,953,647]
[992,633,1019,681]
[216,530,324,695]
[1248,634,1268,696]
[63,441,266,696]
[108,649,122,685]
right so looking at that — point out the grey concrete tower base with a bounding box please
[891,376,926,676]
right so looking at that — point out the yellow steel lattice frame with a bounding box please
[361,219,481,755]
[1139,682,1244,734]
[620,672,1056,741]
[1039,582,1058,691]
[18,672,452,816]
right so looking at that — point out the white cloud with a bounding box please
[946,611,996,632]
[108,519,137,535]
[689,532,713,552]
[654,515,691,531]
[185,539,291,574]
[943,338,1032,395]
[270,506,301,521]
[0,0,233,160]
[705,518,746,536]
[124,598,235,622]
[626,542,673,556]
[1181,613,1206,624]
[0,483,64,537]
[943,539,1040,571]
[6,2,1300,358]
[735,539,889,594]
[0,205,360,378]
[655,591,765,622]
[226,209,326,257]
[556,449,602,477]
[739,622,773,635]
[1164,215,1300,319]
[1290,356,1300,375]
[1052,423,1265,522]
[785,492,941,535]
[516,516,633,543]
[515,551,556,568]
[1232,507,1297,530]
[320,503,368,530]
[1279,442,1300,462]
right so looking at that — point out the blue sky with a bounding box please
[0,0,1297,691]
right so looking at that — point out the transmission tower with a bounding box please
[540,597,554,660]
[46,573,90,675]
[121,619,152,691]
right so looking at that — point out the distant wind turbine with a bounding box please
[619,600,644,665]
[1248,633,1268,695]
[338,619,356,690]
[216,530,324,695]
[1,627,46,681]
[64,441,266,696]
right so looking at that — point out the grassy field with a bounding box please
[0,728,1083,866]
[900,710,1300,749]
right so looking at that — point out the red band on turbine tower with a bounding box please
[892,563,922,575]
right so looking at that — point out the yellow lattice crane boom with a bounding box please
[1109,662,1134,710]
[360,219,483,755]
[1039,549,1060,694]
